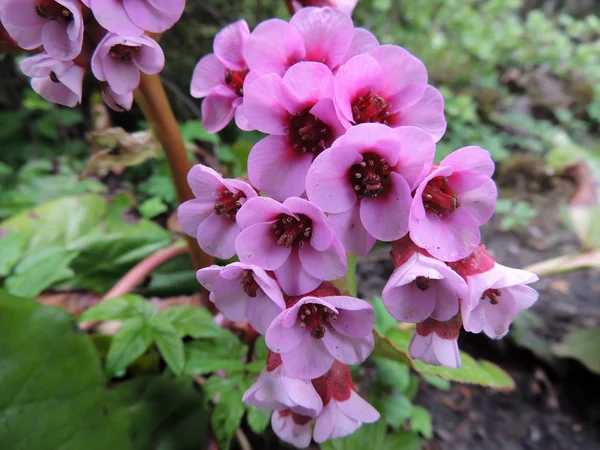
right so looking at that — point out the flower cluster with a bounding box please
[181,6,539,447]
[0,0,184,109]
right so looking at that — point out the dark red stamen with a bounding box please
[286,109,332,156]
[297,303,337,339]
[422,176,460,216]
[240,269,259,297]
[35,1,72,21]
[349,152,391,199]
[272,214,312,248]
[352,91,390,124]
[481,288,502,305]
[225,68,248,96]
[109,44,139,63]
[213,188,245,219]
[415,276,430,291]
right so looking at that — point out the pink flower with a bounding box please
[196,263,285,334]
[81,0,185,35]
[20,53,84,107]
[243,351,323,416]
[244,62,345,200]
[383,237,467,323]
[450,246,539,339]
[1,0,83,60]
[178,164,258,259]
[289,0,358,16]
[235,197,347,295]
[409,316,462,368]
[265,294,375,379]
[409,146,498,262]
[333,45,446,141]
[271,410,313,449]
[91,33,165,96]
[101,83,134,112]
[244,7,365,76]
[312,361,379,442]
[190,20,251,133]
[306,123,435,255]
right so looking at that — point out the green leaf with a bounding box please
[106,317,154,377]
[211,390,245,449]
[180,120,220,144]
[552,326,600,374]
[150,315,185,375]
[420,373,451,391]
[109,376,208,450]
[143,253,198,296]
[0,234,26,276]
[385,430,422,450]
[184,337,247,375]
[203,374,245,399]
[0,291,131,450]
[320,420,388,450]
[410,406,433,439]
[379,392,413,429]
[139,196,168,219]
[159,305,224,339]
[246,406,271,434]
[373,357,410,391]
[371,329,413,365]
[79,295,156,323]
[371,296,399,336]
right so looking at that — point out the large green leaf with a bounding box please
[159,305,226,339]
[106,317,154,377]
[184,337,248,375]
[552,326,600,374]
[0,291,131,450]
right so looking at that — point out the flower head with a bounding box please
[271,410,313,449]
[306,123,435,255]
[409,315,462,368]
[191,20,251,133]
[1,0,83,60]
[409,146,497,262]
[244,62,345,199]
[235,197,347,295]
[20,53,84,107]
[289,0,359,16]
[178,165,258,259]
[266,292,375,379]
[196,262,285,334]
[333,45,446,140]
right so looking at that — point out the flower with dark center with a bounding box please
[415,276,430,291]
[409,315,463,368]
[214,188,246,219]
[240,269,260,297]
[109,44,139,63]
[287,109,332,156]
[349,152,391,199]
[351,91,390,124]
[482,288,502,305]
[422,175,460,216]
[35,1,72,21]
[271,409,314,448]
[272,214,313,247]
[297,303,337,339]
[224,68,249,96]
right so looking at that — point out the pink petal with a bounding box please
[432,335,461,368]
[277,61,334,113]
[246,292,285,335]
[90,0,143,36]
[370,45,428,96]
[271,412,312,449]
[283,197,333,251]
[123,0,185,33]
[337,28,379,68]
[42,19,81,61]
[103,56,140,95]
[340,391,380,423]
[408,332,432,360]
[196,214,240,259]
[394,86,446,142]
[243,74,289,135]
[236,196,292,230]
[441,146,495,182]
[322,327,374,365]
[177,198,215,237]
[283,375,324,417]
[31,77,79,107]
[201,91,238,133]
[214,20,250,71]
[186,164,223,199]
[327,296,375,338]
[195,265,222,292]
[236,222,292,270]
[281,336,334,379]
[208,273,247,322]
[191,54,227,98]
[334,123,401,165]
[274,249,321,296]
[309,98,346,139]
[327,205,376,256]
[314,400,360,443]
[2,0,45,27]
[266,313,306,354]
[234,103,253,131]
[394,126,436,190]
[298,238,347,281]
[134,37,165,74]
[458,178,497,225]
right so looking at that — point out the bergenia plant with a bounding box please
[3,1,540,448]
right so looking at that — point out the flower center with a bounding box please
[415,276,430,291]
[225,68,248,96]
[349,152,391,199]
[352,91,391,124]
[297,303,337,339]
[481,288,502,305]
[49,71,60,83]
[278,410,312,425]
[35,1,72,21]
[272,214,312,248]
[240,269,259,297]
[109,45,139,63]
[214,187,245,219]
[422,176,460,216]
[286,109,331,156]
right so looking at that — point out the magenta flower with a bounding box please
[91,33,165,96]
[265,295,375,379]
[243,351,323,416]
[244,62,345,200]
[81,0,185,35]
[1,0,83,60]
[178,164,258,259]
[409,316,462,368]
[409,146,498,262]
[271,410,313,449]
[191,20,252,133]
[244,7,356,76]
[289,0,358,16]
[306,123,435,255]
[333,45,446,141]
[196,262,285,334]
[20,53,84,107]
[235,197,347,295]
[382,250,467,323]
[101,83,134,112]
[312,361,379,442]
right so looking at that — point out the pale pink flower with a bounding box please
[80,0,185,35]
[289,0,358,16]
[235,197,347,295]
[1,0,83,60]
[265,295,375,379]
[333,45,446,141]
[196,263,285,334]
[306,123,435,255]
[409,146,497,262]
[101,83,134,112]
[408,316,462,368]
[178,165,258,259]
[451,246,539,339]
[20,53,84,107]
[271,410,313,449]
[91,33,164,96]
[244,62,345,200]
[243,351,323,416]
[312,361,379,442]
[191,20,251,133]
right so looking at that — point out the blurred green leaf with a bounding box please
[79,295,156,323]
[184,337,247,375]
[139,196,168,219]
[379,392,413,429]
[150,315,185,375]
[371,296,398,336]
[159,305,224,339]
[0,234,26,276]
[143,253,198,296]
[552,326,600,374]
[212,390,245,449]
[373,357,410,391]
[410,406,433,439]
[106,317,154,377]
[180,120,220,144]
[420,373,451,391]
[247,406,271,434]
[203,374,245,399]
